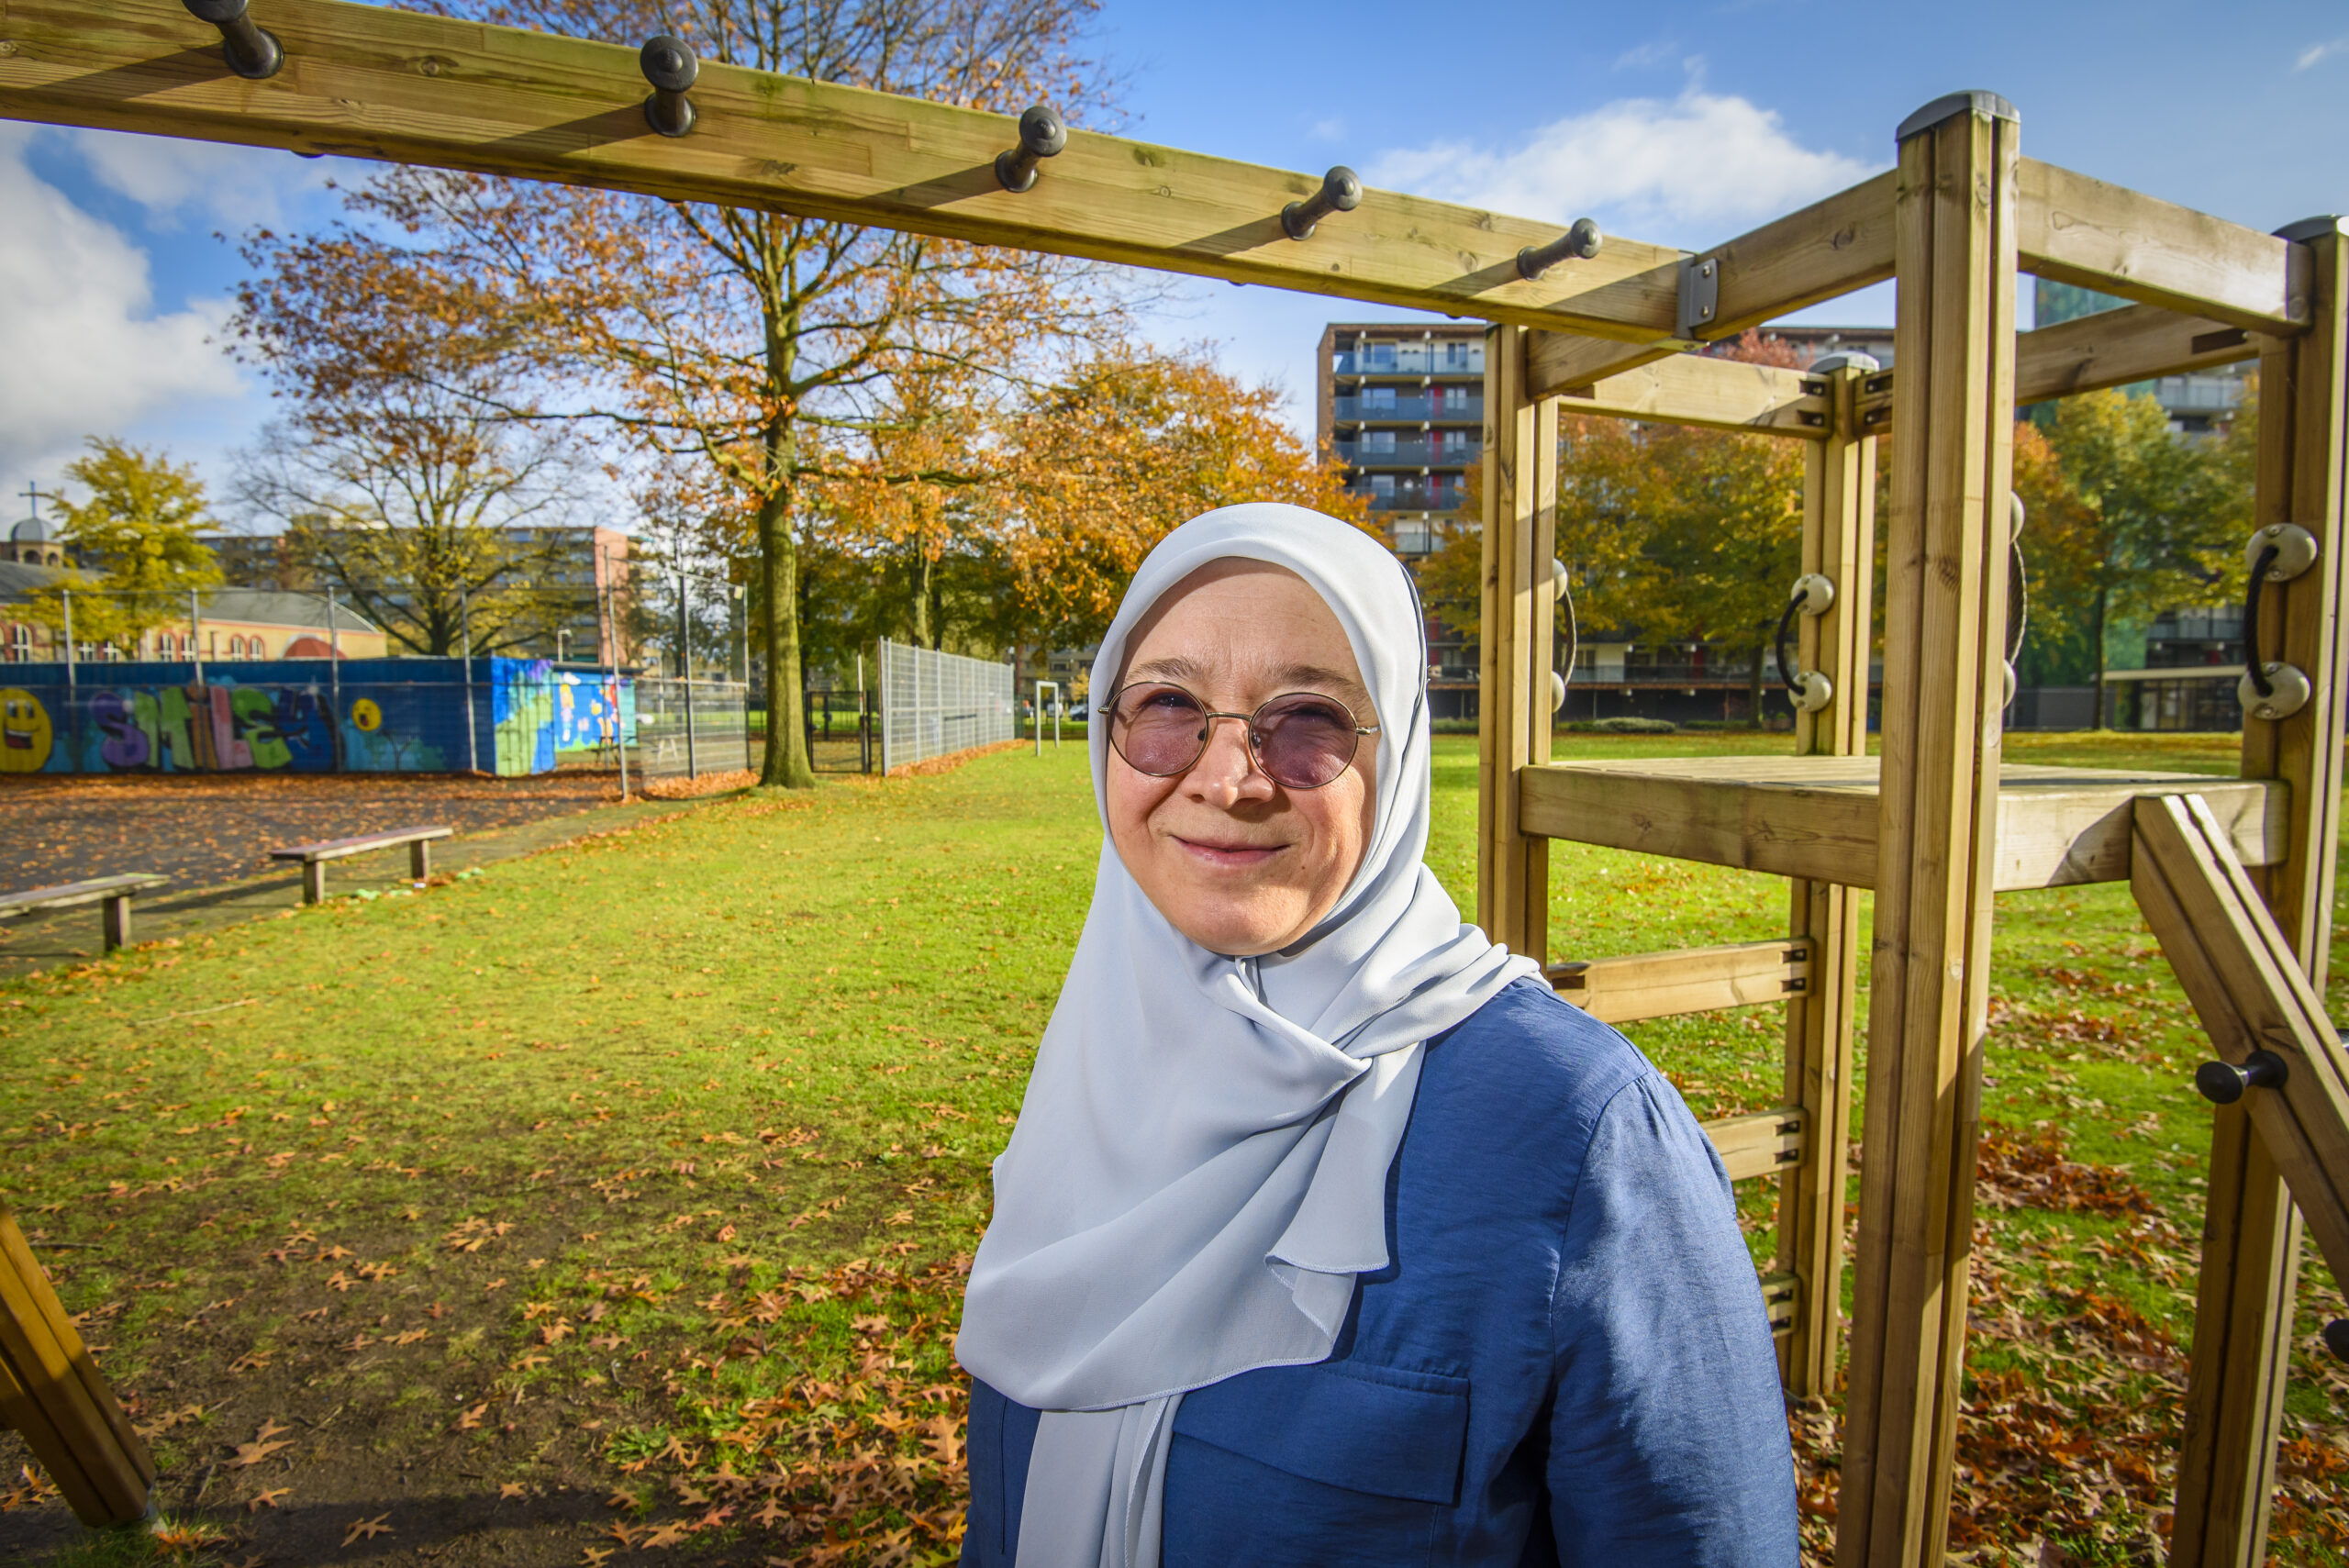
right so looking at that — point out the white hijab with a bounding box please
[955,504,1540,1567]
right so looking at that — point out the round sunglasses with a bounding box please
[1104,682,1378,791]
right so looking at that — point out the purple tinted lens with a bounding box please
[1253,695,1359,788]
[1115,684,1208,774]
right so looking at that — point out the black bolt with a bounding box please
[640,36,698,139]
[2195,1049,2290,1106]
[995,106,1068,193]
[1282,167,1363,241]
[2325,1319,2349,1361]
[182,0,283,80]
[1517,217,1604,281]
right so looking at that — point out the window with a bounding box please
[1362,385,1397,411]
[1368,474,1396,501]
[1362,429,1397,454]
[1365,342,1396,372]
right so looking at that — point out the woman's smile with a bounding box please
[1170,831,1287,867]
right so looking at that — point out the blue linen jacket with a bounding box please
[961,979,1800,1566]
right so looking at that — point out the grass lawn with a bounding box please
[2,730,2345,1566]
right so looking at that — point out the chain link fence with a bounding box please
[877,639,1014,773]
[628,678,753,781]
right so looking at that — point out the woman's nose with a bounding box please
[1186,716,1274,805]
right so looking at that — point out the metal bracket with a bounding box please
[1675,254,1720,340]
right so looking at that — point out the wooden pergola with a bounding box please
[2,8,2344,1561]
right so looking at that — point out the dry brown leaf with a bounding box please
[340,1513,394,1547]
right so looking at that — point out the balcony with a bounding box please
[1331,348,1486,376]
[1333,395,1483,423]
[1352,480,1469,513]
[1333,438,1477,468]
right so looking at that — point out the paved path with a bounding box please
[0,772,701,978]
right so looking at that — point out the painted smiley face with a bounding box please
[0,688,53,773]
[351,697,383,732]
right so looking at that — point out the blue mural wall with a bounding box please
[0,660,633,777]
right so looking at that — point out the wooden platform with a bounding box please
[1517,756,2287,892]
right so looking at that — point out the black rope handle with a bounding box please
[1774,588,1805,695]
[2006,541,2029,664]
[2244,543,2279,698]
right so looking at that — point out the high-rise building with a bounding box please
[1316,323,1486,560]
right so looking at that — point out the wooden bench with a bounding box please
[270,827,452,905]
[0,874,169,953]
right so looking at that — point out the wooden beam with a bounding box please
[1525,169,1904,398]
[2129,795,2349,1287]
[1812,303,2258,426]
[1548,355,1831,438]
[1700,1107,1809,1185]
[1548,938,1809,1023]
[0,0,1689,340]
[1838,94,2019,1568]
[1707,171,1901,340]
[2170,215,2349,1568]
[1779,354,1876,1398]
[0,1206,154,1526]
[2016,303,2254,404]
[1475,332,1554,956]
[1513,756,2284,893]
[2018,160,2310,336]
[1525,332,1679,397]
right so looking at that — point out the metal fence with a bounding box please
[629,678,753,780]
[878,639,1015,773]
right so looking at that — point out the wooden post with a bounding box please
[2170,215,2348,1568]
[1836,93,2019,1568]
[99,892,130,953]
[1476,326,1558,958]
[0,1205,155,1526]
[410,838,433,884]
[1777,353,1878,1396]
[303,861,326,906]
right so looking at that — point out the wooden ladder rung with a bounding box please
[1548,939,1810,1024]
[1759,1270,1801,1338]
[1701,1106,1809,1184]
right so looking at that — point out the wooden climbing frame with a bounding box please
[0,1205,155,1526]
[2,10,2343,1559]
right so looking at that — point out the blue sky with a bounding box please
[6,0,2347,534]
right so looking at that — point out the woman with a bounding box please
[958,505,1797,1566]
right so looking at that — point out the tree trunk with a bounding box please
[1748,638,1767,728]
[913,547,934,650]
[758,478,817,788]
[2090,585,2110,731]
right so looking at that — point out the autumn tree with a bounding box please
[246,0,1138,787]
[981,345,1372,675]
[16,438,225,653]
[2027,386,2249,720]
[230,209,599,659]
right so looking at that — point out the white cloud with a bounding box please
[1365,87,1879,243]
[1307,117,1347,143]
[68,125,335,230]
[1611,39,1678,71]
[0,127,245,501]
[2296,35,2348,71]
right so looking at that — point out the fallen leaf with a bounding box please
[341,1513,394,1547]
[499,1482,526,1500]
[390,1329,429,1346]
[233,1420,293,1467]
[248,1486,293,1513]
